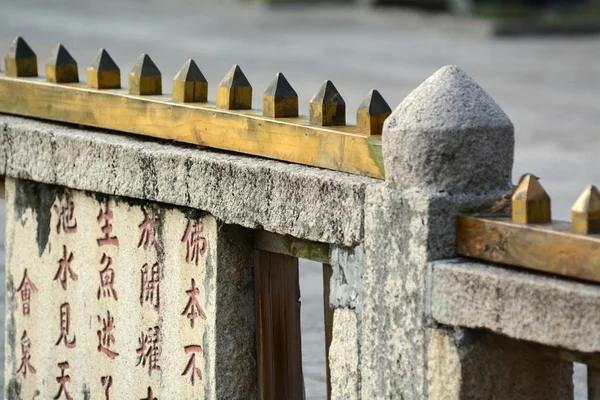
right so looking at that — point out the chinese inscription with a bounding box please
[17,330,36,379]
[54,362,73,400]
[53,193,78,234]
[54,245,78,290]
[97,310,119,360]
[98,254,118,300]
[136,326,161,377]
[16,269,37,316]
[55,303,76,349]
[181,219,207,266]
[181,279,206,328]
[181,345,203,386]
[97,201,119,247]
[140,262,160,311]
[138,208,159,251]
[101,376,113,400]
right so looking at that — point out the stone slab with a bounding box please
[0,115,377,247]
[4,178,256,399]
[429,259,600,353]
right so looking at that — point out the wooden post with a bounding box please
[254,250,304,400]
[322,263,334,400]
[590,366,600,400]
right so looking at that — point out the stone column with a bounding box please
[4,178,256,399]
[360,66,573,399]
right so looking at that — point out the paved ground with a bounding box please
[2,0,600,398]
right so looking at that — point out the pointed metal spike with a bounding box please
[356,90,392,135]
[172,59,208,103]
[87,49,120,89]
[45,44,78,83]
[5,36,38,77]
[309,80,345,126]
[572,185,600,234]
[263,73,298,118]
[128,54,161,95]
[512,174,551,224]
[216,65,252,110]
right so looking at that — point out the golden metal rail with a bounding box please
[1,37,388,179]
[457,175,600,283]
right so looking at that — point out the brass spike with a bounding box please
[309,80,345,126]
[511,174,551,224]
[263,72,298,118]
[128,54,161,96]
[356,90,391,135]
[45,44,78,83]
[5,36,38,77]
[571,185,600,234]
[216,65,252,110]
[172,59,207,103]
[87,49,120,89]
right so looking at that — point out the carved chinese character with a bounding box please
[98,254,118,300]
[181,219,208,266]
[181,345,203,386]
[54,245,78,291]
[97,310,119,360]
[136,326,161,377]
[17,330,36,379]
[55,303,76,348]
[53,193,77,234]
[138,208,159,251]
[140,262,160,311]
[97,201,119,247]
[54,362,73,400]
[181,279,207,328]
[141,387,157,400]
[16,269,37,316]
[101,376,113,400]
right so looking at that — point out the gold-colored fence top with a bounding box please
[1,37,389,179]
[458,175,600,283]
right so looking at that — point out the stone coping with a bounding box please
[0,115,377,246]
[429,259,600,353]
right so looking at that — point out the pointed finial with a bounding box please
[45,44,78,83]
[571,185,600,234]
[263,73,298,118]
[5,36,37,77]
[87,49,120,89]
[511,174,551,224]
[216,65,252,110]
[172,59,207,103]
[356,90,391,135]
[128,54,161,95]
[382,65,514,193]
[309,80,345,126]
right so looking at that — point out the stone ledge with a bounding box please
[429,259,600,353]
[0,115,377,246]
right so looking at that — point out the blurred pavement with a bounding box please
[2,0,600,398]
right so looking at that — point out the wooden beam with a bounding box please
[254,250,304,400]
[457,215,600,283]
[253,230,330,264]
[0,75,384,179]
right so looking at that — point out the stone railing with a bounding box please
[2,36,598,400]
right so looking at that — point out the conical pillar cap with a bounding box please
[382,65,514,193]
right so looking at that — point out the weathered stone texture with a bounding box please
[361,185,506,399]
[430,260,600,354]
[383,65,514,194]
[329,308,360,400]
[329,244,363,310]
[427,328,573,400]
[0,115,376,247]
[4,177,256,399]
